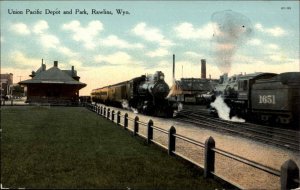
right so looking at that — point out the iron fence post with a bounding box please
[107,108,110,119]
[147,120,153,144]
[204,136,215,178]
[104,107,106,117]
[281,159,299,190]
[111,110,115,122]
[124,113,128,129]
[168,126,176,155]
[134,116,139,136]
[117,111,121,125]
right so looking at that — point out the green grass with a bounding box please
[1,106,228,189]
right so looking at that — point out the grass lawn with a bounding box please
[1,106,229,189]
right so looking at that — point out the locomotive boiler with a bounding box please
[91,71,173,117]
[210,72,300,126]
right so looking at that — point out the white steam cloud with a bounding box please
[121,100,138,114]
[210,96,245,122]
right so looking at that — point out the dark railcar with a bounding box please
[211,72,300,127]
[251,72,300,126]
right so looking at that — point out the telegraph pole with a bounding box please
[17,76,23,82]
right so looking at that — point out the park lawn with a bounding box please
[1,106,228,189]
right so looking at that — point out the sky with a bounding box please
[1,1,299,95]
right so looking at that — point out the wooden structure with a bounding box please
[19,61,86,105]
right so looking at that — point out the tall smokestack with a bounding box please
[201,59,206,79]
[172,54,175,83]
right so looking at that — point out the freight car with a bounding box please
[211,72,300,126]
[91,71,173,117]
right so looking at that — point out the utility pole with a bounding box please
[17,76,23,82]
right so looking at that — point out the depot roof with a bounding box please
[19,66,86,88]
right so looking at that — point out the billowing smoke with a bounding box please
[121,100,129,109]
[211,96,245,122]
[121,99,138,114]
[178,102,183,112]
[211,10,253,73]
[131,107,139,114]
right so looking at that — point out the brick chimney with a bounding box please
[201,59,206,79]
[54,61,58,67]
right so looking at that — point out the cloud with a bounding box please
[102,35,144,49]
[64,59,85,71]
[58,46,77,57]
[247,38,262,46]
[267,53,295,63]
[9,51,41,68]
[132,22,173,47]
[94,51,139,65]
[265,43,279,50]
[33,20,49,34]
[255,23,286,37]
[39,34,60,48]
[146,48,169,57]
[174,22,215,40]
[184,51,205,60]
[62,20,103,49]
[10,22,31,35]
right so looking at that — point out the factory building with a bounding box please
[19,60,86,105]
[168,56,218,104]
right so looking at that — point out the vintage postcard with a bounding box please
[1,1,299,189]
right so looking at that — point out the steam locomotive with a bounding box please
[91,71,173,117]
[210,72,300,126]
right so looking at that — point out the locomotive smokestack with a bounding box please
[172,54,175,83]
[201,59,206,79]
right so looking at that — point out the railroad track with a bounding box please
[176,108,300,152]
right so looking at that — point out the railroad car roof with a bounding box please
[91,75,146,91]
[238,72,277,80]
[255,72,300,84]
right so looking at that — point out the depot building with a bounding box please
[19,60,86,105]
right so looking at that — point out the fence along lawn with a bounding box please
[1,106,230,189]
